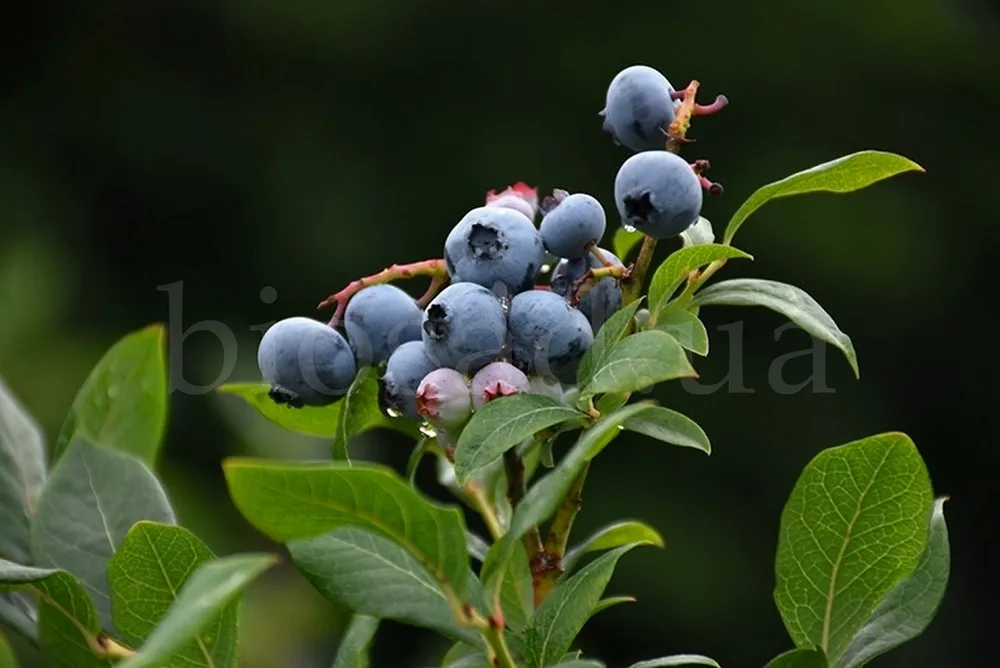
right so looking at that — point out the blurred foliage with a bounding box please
[1,0,996,666]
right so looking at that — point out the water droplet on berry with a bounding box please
[617,424,625,431]
[386,407,403,418]
[418,422,438,438]
[540,264,551,274]
[623,224,637,233]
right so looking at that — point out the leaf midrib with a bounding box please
[466,405,578,470]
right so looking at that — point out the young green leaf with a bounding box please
[454,395,583,485]
[581,331,697,397]
[648,244,752,315]
[762,649,828,668]
[0,376,47,564]
[217,383,342,438]
[837,497,950,668]
[613,228,645,261]
[289,528,479,646]
[679,217,715,247]
[53,325,167,465]
[332,367,418,460]
[31,438,175,631]
[117,554,275,668]
[332,614,379,668]
[107,522,237,668]
[588,596,635,618]
[576,300,645,387]
[774,432,933,665]
[0,559,111,668]
[223,459,469,593]
[722,150,923,245]
[563,520,665,573]
[524,544,638,668]
[654,310,708,356]
[621,406,711,454]
[0,631,19,668]
[498,544,534,634]
[628,657,721,668]
[695,279,859,378]
[481,402,653,585]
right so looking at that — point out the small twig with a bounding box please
[318,258,449,327]
[464,481,503,541]
[621,234,657,305]
[534,462,591,604]
[97,635,136,659]
[586,241,615,267]
[483,614,518,668]
[505,448,544,558]
[570,264,631,305]
[417,274,449,308]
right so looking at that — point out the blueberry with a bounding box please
[600,65,676,152]
[344,284,423,366]
[486,182,539,223]
[508,290,594,385]
[471,361,530,409]
[539,193,607,259]
[380,341,440,419]
[257,317,358,407]
[422,282,507,375]
[614,150,702,238]
[416,368,472,427]
[444,206,545,295]
[550,248,624,331]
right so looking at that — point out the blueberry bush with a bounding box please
[0,66,948,668]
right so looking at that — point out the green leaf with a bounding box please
[454,395,583,485]
[289,527,477,645]
[679,217,715,247]
[117,554,275,668]
[563,520,665,573]
[0,593,36,644]
[406,438,440,485]
[581,331,697,397]
[576,301,644,387]
[589,596,635,618]
[774,432,933,665]
[498,544,533,634]
[108,522,237,668]
[648,244,752,315]
[0,376,46,564]
[0,631,18,668]
[441,643,485,668]
[524,545,637,668]
[654,310,708,356]
[629,656,722,668]
[333,367,418,460]
[217,383,342,438]
[612,228,645,260]
[550,662,605,668]
[722,151,923,245]
[481,402,653,585]
[838,497,950,668]
[695,279,859,378]
[53,325,168,465]
[763,649,828,668]
[332,614,379,668]
[622,406,711,454]
[31,438,175,632]
[223,459,468,593]
[0,559,111,668]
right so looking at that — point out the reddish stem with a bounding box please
[586,242,616,267]
[318,259,449,327]
[693,94,729,116]
[570,264,631,305]
[697,175,724,196]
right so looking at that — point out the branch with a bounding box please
[533,462,590,604]
[621,234,657,306]
[504,448,544,558]
[570,264,631,305]
[317,258,449,327]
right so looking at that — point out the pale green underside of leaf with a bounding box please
[563,520,664,573]
[332,614,379,668]
[217,383,342,438]
[108,521,238,668]
[31,439,176,633]
[0,376,47,565]
[117,554,275,668]
[53,325,168,466]
[455,395,583,485]
[723,150,923,245]
[763,649,828,668]
[648,244,752,315]
[695,278,859,378]
[836,498,950,668]
[223,459,468,593]
[0,592,37,644]
[654,310,709,356]
[680,217,715,247]
[774,432,933,665]
[621,406,711,455]
[628,655,722,668]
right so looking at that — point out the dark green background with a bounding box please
[1,0,995,666]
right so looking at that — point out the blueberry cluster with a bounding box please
[256,64,715,428]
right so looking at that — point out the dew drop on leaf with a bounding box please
[385,407,403,418]
[623,224,637,233]
[418,422,438,438]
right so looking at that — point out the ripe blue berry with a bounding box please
[416,368,472,427]
[614,150,703,238]
[344,284,423,366]
[380,341,440,419]
[471,362,530,409]
[550,248,624,331]
[508,290,594,385]
[422,282,507,375]
[257,317,358,407]
[444,206,545,295]
[539,193,607,259]
[600,65,676,152]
